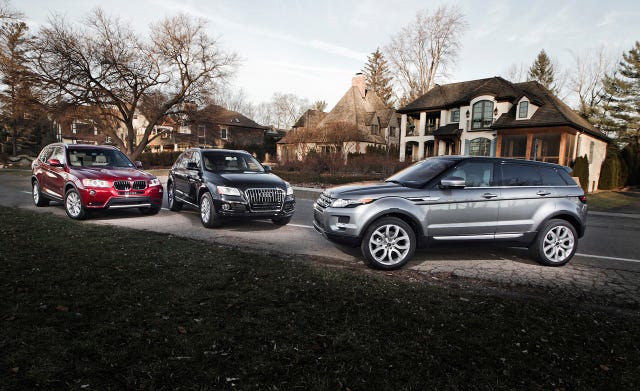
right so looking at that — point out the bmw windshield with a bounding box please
[386,157,459,188]
[68,148,135,168]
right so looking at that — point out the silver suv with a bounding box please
[313,156,587,270]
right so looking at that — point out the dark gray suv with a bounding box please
[313,156,587,270]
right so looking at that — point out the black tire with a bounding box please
[32,180,50,207]
[360,217,416,270]
[200,192,221,228]
[529,219,577,266]
[167,182,183,211]
[139,205,161,215]
[271,216,292,226]
[64,188,87,220]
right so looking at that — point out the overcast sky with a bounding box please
[16,0,640,108]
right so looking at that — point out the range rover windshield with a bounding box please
[386,157,458,188]
[202,151,265,174]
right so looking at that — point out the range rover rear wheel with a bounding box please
[200,192,221,228]
[530,219,577,266]
[361,217,416,270]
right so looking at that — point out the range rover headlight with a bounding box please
[285,182,294,196]
[82,179,110,188]
[217,186,242,196]
[148,178,161,187]
[330,198,374,208]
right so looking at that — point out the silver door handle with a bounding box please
[537,191,551,196]
[482,193,498,199]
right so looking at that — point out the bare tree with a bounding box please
[322,121,365,157]
[383,5,467,105]
[568,46,614,123]
[254,92,310,130]
[29,8,238,160]
[312,100,327,112]
[502,62,528,83]
[211,87,255,119]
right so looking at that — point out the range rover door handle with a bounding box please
[537,191,551,196]
[482,193,498,199]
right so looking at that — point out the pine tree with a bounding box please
[528,49,557,93]
[601,41,640,149]
[362,48,394,108]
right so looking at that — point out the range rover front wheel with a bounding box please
[530,219,577,266]
[361,217,416,270]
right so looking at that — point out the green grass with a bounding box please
[1,207,640,390]
[587,190,640,213]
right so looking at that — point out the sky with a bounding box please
[15,0,640,109]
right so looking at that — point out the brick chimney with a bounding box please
[352,72,367,98]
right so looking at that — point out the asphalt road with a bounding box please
[2,173,640,273]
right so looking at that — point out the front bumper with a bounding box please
[313,203,362,246]
[80,185,164,210]
[215,196,295,219]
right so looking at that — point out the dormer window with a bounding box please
[450,109,460,123]
[519,101,529,118]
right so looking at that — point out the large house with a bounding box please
[397,76,609,192]
[277,73,400,162]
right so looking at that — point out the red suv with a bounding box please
[31,143,163,220]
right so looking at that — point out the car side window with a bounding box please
[174,152,189,169]
[499,163,542,186]
[539,167,569,186]
[38,146,53,163]
[50,146,65,164]
[446,161,495,187]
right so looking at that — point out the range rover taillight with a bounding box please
[578,195,587,204]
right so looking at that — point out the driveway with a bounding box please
[2,172,639,308]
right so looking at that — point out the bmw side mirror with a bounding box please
[440,176,466,188]
[48,158,64,167]
[134,161,143,168]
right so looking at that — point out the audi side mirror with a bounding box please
[263,165,272,173]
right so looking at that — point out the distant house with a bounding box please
[277,73,399,162]
[397,76,609,191]
[54,105,118,146]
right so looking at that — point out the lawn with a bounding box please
[586,190,640,213]
[1,207,639,390]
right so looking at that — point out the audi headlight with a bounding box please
[330,198,374,208]
[82,179,110,188]
[285,182,294,196]
[148,178,161,187]
[217,186,242,196]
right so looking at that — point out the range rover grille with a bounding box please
[245,188,285,212]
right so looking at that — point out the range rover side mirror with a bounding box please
[134,161,143,168]
[263,165,272,173]
[440,176,466,188]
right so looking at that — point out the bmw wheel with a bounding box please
[200,192,221,228]
[361,217,416,270]
[64,188,87,220]
[530,219,577,266]
[32,180,50,207]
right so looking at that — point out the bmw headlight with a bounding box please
[148,178,161,187]
[82,179,110,188]
[330,198,374,208]
[285,182,294,196]
[217,186,242,196]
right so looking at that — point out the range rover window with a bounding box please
[499,163,542,186]
[539,166,569,186]
[445,161,495,187]
[386,157,458,188]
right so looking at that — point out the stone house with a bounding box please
[188,104,268,150]
[277,73,400,162]
[397,76,609,191]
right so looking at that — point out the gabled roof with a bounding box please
[293,109,327,129]
[492,81,608,140]
[317,86,387,130]
[397,76,518,113]
[199,104,268,130]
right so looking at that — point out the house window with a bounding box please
[472,100,494,129]
[589,141,595,162]
[389,126,396,138]
[371,124,380,135]
[221,128,228,140]
[469,137,491,157]
[518,101,529,118]
[501,134,527,159]
[450,109,460,123]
